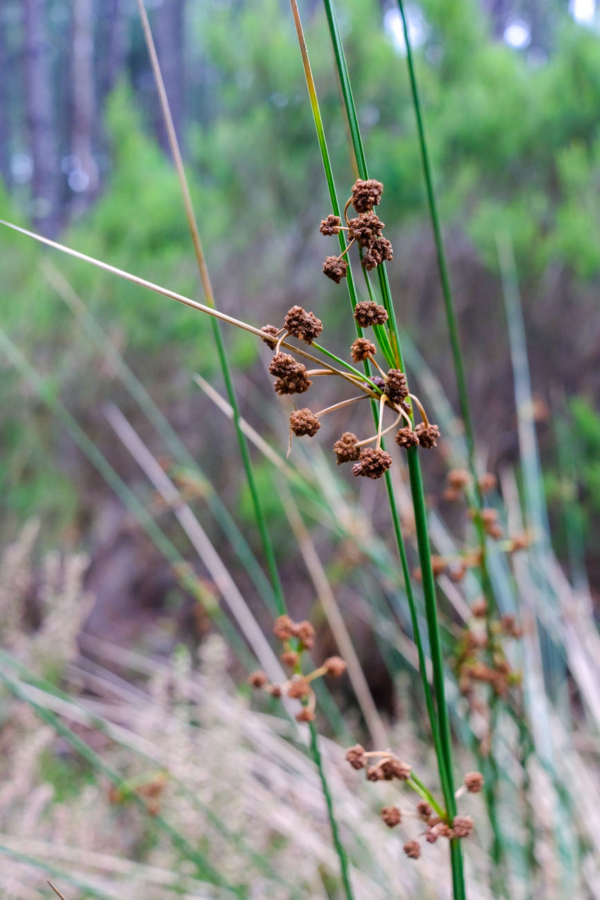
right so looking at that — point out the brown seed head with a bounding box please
[416,800,432,819]
[479,472,497,494]
[273,614,295,642]
[453,815,474,838]
[362,237,393,270]
[448,469,471,491]
[471,598,488,618]
[323,256,348,284]
[351,178,384,213]
[403,840,421,860]
[464,771,485,793]
[345,744,366,770]
[352,447,393,479]
[348,212,384,247]
[381,806,402,828]
[274,368,312,396]
[380,758,412,781]
[350,337,376,363]
[425,827,439,844]
[415,423,441,449]
[395,427,420,449]
[287,677,311,700]
[323,656,347,677]
[248,670,268,689]
[280,650,299,669]
[284,305,323,344]
[333,432,361,465]
[354,300,388,328]
[296,707,315,723]
[320,214,342,236]
[366,766,385,781]
[385,369,409,404]
[294,619,316,650]
[269,353,298,379]
[260,324,280,348]
[268,684,283,698]
[290,408,321,437]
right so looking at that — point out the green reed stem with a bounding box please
[320,2,465,894]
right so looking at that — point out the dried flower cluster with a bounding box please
[345,745,480,860]
[320,179,393,283]
[455,610,523,701]
[249,616,347,723]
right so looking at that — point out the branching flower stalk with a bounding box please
[316,0,468,895]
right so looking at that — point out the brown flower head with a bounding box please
[323,256,348,284]
[452,816,474,839]
[248,670,268,688]
[281,650,299,669]
[350,337,376,363]
[296,708,315,723]
[403,840,421,860]
[260,324,280,348]
[348,212,384,248]
[362,237,393,270]
[269,353,298,379]
[274,362,312,396]
[471,598,488,618]
[366,766,385,781]
[323,656,347,677]
[320,214,342,236]
[380,758,412,781]
[352,447,393,479]
[395,427,419,449]
[273,614,295,642]
[464,771,485,793]
[287,677,311,700]
[416,801,432,819]
[294,619,315,650]
[381,806,402,828]
[354,300,388,328]
[415,423,441,449]
[333,432,361,465]
[284,306,323,344]
[351,178,384,213]
[479,472,497,494]
[385,369,409,404]
[290,408,321,437]
[448,469,471,491]
[269,684,283,698]
[425,827,439,844]
[345,744,366,770]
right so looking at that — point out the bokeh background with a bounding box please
[2,1,600,895]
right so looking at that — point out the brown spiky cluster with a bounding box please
[455,612,523,701]
[290,408,321,437]
[345,745,478,861]
[354,300,388,328]
[352,448,392,480]
[284,305,323,344]
[348,211,384,246]
[395,427,419,449]
[384,369,408,404]
[415,423,440,449]
[260,324,280,348]
[248,616,346,724]
[323,255,348,283]
[333,432,361,465]
[320,214,342,236]
[350,337,376,363]
[351,178,384,213]
[269,353,312,396]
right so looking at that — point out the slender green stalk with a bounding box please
[319,2,465,894]
[288,0,446,789]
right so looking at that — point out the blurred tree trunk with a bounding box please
[23,0,59,235]
[71,0,99,211]
[98,0,129,101]
[154,0,186,155]
[0,5,11,189]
